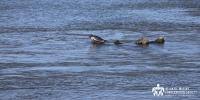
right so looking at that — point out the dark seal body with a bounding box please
[114,40,123,45]
[89,34,106,44]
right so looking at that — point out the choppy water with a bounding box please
[0,0,200,100]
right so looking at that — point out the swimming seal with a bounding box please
[135,37,149,45]
[114,40,123,45]
[89,34,106,44]
[154,36,165,44]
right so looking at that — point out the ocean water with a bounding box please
[0,0,200,100]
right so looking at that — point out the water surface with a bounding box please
[0,0,200,100]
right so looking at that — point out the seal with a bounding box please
[114,40,123,45]
[154,36,165,44]
[89,34,106,44]
[135,37,149,45]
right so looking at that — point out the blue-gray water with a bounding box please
[0,0,200,100]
